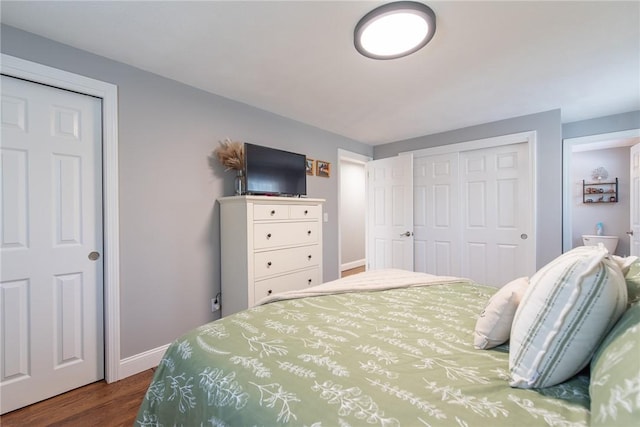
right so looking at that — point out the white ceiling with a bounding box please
[2,1,639,145]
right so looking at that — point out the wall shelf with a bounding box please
[583,177,618,203]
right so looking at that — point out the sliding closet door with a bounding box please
[414,141,534,286]
[414,153,460,275]
[461,143,532,286]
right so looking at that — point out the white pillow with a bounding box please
[509,245,628,388]
[473,277,529,349]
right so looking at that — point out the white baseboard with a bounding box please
[341,259,366,271]
[117,343,170,380]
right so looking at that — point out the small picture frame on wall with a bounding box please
[305,158,315,175]
[316,160,331,178]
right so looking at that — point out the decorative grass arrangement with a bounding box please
[213,139,244,171]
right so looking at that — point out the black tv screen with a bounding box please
[244,143,307,196]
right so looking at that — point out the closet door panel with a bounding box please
[413,154,459,276]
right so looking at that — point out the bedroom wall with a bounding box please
[562,110,640,139]
[373,110,563,269]
[0,25,373,360]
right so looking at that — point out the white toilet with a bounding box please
[582,235,619,254]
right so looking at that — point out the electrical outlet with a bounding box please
[211,298,220,312]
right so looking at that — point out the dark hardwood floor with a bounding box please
[0,368,154,426]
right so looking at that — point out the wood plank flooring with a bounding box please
[0,368,154,426]
[341,265,365,277]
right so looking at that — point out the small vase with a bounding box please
[234,170,245,196]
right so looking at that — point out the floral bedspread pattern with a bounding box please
[136,281,590,426]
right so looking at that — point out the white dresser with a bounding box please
[218,196,325,316]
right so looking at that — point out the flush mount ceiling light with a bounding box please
[354,1,436,60]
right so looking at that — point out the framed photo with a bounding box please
[316,160,331,178]
[305,158,315,175]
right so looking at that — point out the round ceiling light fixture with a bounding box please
[354,1,436,60]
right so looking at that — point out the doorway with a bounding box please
[338,149,370,276]
[562,129,640,256]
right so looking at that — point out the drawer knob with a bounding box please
[270,210,276,216]
[308,255,312,260]
[268,289,273,295]
[267,233,272,239]
[304,209,308,215]
[267,261,272,267]
[307,230,311,235]
[307,279,312,285]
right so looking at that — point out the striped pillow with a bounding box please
[613,256,640,305]
[509,245,628,388]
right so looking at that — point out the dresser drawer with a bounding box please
[253,204,289,221]
[254,267,320,301]
[254,221,319,249]
[289,204,320,220]
[254,244,321,278]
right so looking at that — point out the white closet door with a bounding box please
[1,75,104,413]
[415,141,533,286]
[461,142,532,285]
[414,153,460,275]
[366,155,414,270]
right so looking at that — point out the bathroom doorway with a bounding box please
[563,129,640,256]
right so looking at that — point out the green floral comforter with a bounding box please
[136,273,590,426]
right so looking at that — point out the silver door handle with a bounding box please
[400,231,413,237]
[88,251,100,261]
[627,230,634,236]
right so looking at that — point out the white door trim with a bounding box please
[562,129,640,253]
[405,131,537,157]
[1,54,121,383]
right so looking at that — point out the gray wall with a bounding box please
[563,111,640,139]
[374,110,563,269]
[1,25,373,358]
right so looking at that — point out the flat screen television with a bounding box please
[244,143,307,196]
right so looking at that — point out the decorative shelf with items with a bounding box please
[583,177,618,204]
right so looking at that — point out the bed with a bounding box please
[135,250,640,427]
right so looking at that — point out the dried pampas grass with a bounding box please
[214,139,244,171]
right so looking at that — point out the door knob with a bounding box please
[400,231,412,237]
[627,230,634,236]
[88,251,100,261]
